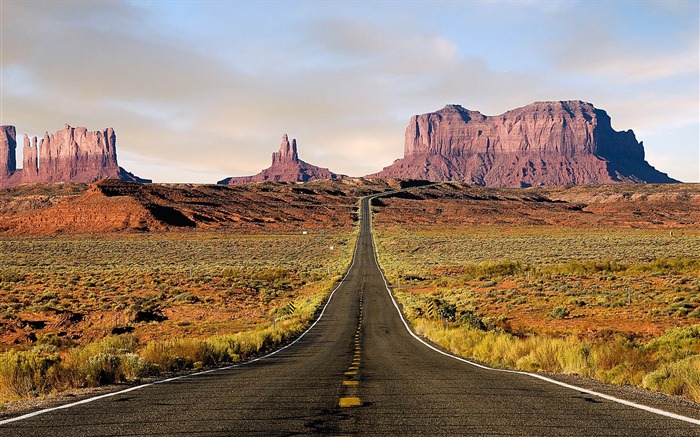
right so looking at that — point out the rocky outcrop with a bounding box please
[219,134,346,184]
[1,126,17,178]
[0,124,149,188]
[369,101,678,186]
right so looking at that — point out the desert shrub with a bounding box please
[121,353,155,379]
[664,301,694,317]
[513,336,565,372]
[543,260,627,276]
[221,266,246,279]
[688,307,700,319]
[61,335,136,388]
[547,306,570,319]
[476,261,525,278]
[437,301,457,322]
[205,336,240,363]
[37,333,65,348]
[254,268,289,282]
[139,338,204,372]
[644,325,700,361]
[632,257,700,275]
[0,350,61,399]
[458,310,486,331]
[171,292,200,303]
[83,353,122,386]
[643,355,700,402]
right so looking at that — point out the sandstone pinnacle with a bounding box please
[219,135,346,184]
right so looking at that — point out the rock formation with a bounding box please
[219,134,346,184]
[0,124,149,188]
[369,101,678,186]
[1,126,17,178]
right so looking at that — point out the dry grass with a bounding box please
[0,231,355,405]
[375,225,700,402]
[0,232,354,348]
[408,313,700,402]
[0,292,324,401]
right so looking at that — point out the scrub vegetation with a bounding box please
[0,231,355,404]
[374,226,700,402]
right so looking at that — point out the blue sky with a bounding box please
[1,0,698,182]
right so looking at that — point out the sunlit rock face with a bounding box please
[370,101,677,187]
[0,124,149,188]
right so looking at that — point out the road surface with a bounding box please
[2,195,698,436]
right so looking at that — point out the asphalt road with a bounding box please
[2,196,698,436]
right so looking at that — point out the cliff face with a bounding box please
[219,134,346,185]
[0,124,149,188]
[371,101,677,187]
[1,126,17,178]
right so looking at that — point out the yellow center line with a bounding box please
[339,397,362,408]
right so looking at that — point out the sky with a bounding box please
[1,0,698,183]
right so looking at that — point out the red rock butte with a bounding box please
[218,134,346,184]
[0,124,149,188]
[368,101,678,187]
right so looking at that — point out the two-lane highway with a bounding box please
[2,195,698,436]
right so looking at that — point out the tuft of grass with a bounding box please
[0,349,61,399]
[643,355,700,400]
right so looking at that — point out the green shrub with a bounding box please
[645,325,700,360]
[84,353,122,386]
[548,306,570,319]
[459,310,485,330]
[171,293,200,303]
[121,353,155,379]
[643,355,700,401]
[437,301,457,322]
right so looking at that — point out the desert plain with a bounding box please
[0,179,699,410]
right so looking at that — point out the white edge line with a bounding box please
[0,220,363,426]
[365,195,700,427]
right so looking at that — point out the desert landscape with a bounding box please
[0,178,698,410]
[372,182,700,399]
[0,100,698,415]
[2,2,698,434]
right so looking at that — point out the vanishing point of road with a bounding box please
[2,195,698,436]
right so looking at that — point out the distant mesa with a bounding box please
[0,124,149,188]
[3,101,679,190]
[218,134,346,185]
[368,101,678,187]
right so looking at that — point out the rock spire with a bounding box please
[272,134,299,165]
[1,126,17,177]
[218,134,346,184]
